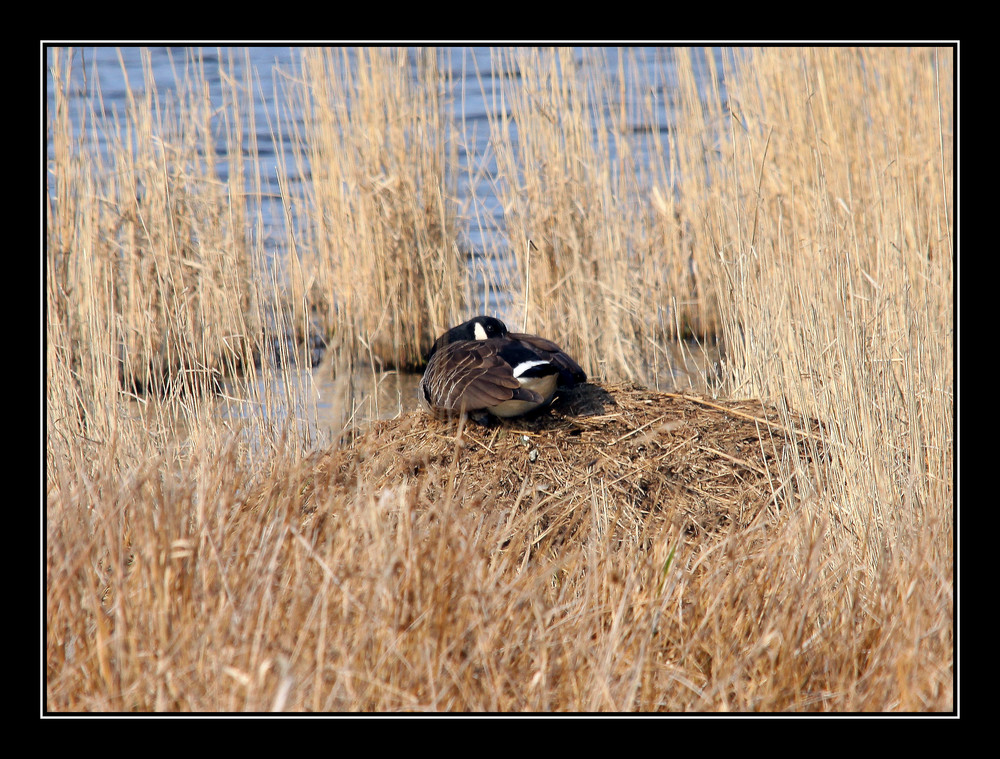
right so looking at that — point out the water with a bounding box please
[45,46,727,244]
[45,46,727,435]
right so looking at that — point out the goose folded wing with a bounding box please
[430,341,521,411]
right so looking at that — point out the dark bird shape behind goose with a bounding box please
[419,316,586,418]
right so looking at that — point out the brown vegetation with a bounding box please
[45,46,954,712]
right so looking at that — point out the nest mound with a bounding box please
[302,382,826,547]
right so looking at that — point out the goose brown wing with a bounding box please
[421,340,520,412]
[509,332,587,383]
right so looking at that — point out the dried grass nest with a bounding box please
[300,382,828,549]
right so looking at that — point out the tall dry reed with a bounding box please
[482,45,952,699]
[708,47,953,566]
[287,47,465,371]
[45,46,954,712]
[486,47,730,384]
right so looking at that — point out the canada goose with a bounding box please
[419,316,586,418]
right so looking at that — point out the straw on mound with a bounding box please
[300,382,827,552]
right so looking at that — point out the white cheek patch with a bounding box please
[473,322,488,340]
[511,360,550,378]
